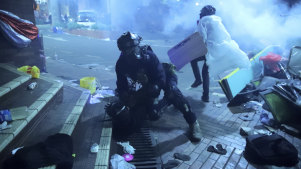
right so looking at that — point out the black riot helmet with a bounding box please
[200,5,216,19]
[117,32,142,52]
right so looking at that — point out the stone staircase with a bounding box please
[0,63,112,169]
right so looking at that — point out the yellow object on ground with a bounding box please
[80,77,96,94]
[17,65,40,78]
[17,66,31,73]
[31,66,40,78]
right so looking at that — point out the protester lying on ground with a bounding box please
[107,32,202,142]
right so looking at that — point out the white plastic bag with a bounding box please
[117,141,135,154]
[90,143,99,153]
[110,154,136,169]
[197,15,251,77]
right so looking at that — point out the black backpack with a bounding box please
[244,134,299,167]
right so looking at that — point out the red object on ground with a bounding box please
[0,12,38,40]
[259,52,282,72]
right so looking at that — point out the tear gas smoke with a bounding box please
[161,0,301,51]
[86,0,301,52]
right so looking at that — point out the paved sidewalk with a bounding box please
[43,45,301,169]
[150,79,301,169]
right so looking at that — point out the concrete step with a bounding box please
[0,64,63,153]
[38,80,112,169]
[0,64,113,169]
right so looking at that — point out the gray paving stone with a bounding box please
[236,156,248,169]
[184,152,199,165]
[183,143,198,154]
[234,149,244,155]
[214,156,228,168]
[196,149,211,163]
[200,158,216,169]
[227,152,241,168]
[177,162,190,169]
[225,146,235,158]
[246,164,257,169]
[189,159,203,169]
[193,142,208,154]
[209,152,220,161]
[230,143,245,150]
[224,136,245,146]
[225,121,235,127]
[212,137,232,146]
[225,163,236,169]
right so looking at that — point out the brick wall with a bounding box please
[0,0,42,69]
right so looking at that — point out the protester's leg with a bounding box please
[190,58,202,88]
[202,62,210,102]
[166,86,202,141]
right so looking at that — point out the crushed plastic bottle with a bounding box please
[27,82,37,90]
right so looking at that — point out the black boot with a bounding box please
[189,121,202,142]
[202,95,209,102]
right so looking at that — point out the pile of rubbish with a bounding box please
[222,46,301,133]
[220,45,301,167]
[110,142,136,169]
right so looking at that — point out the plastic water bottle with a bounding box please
[28,82,37,90]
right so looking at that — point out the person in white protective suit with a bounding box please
[196,5,251,82]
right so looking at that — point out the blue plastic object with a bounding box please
[0,109,12,123]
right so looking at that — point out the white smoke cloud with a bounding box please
[108,0,301,51]
[162,0,301,51]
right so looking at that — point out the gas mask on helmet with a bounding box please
[117,32,143,59]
